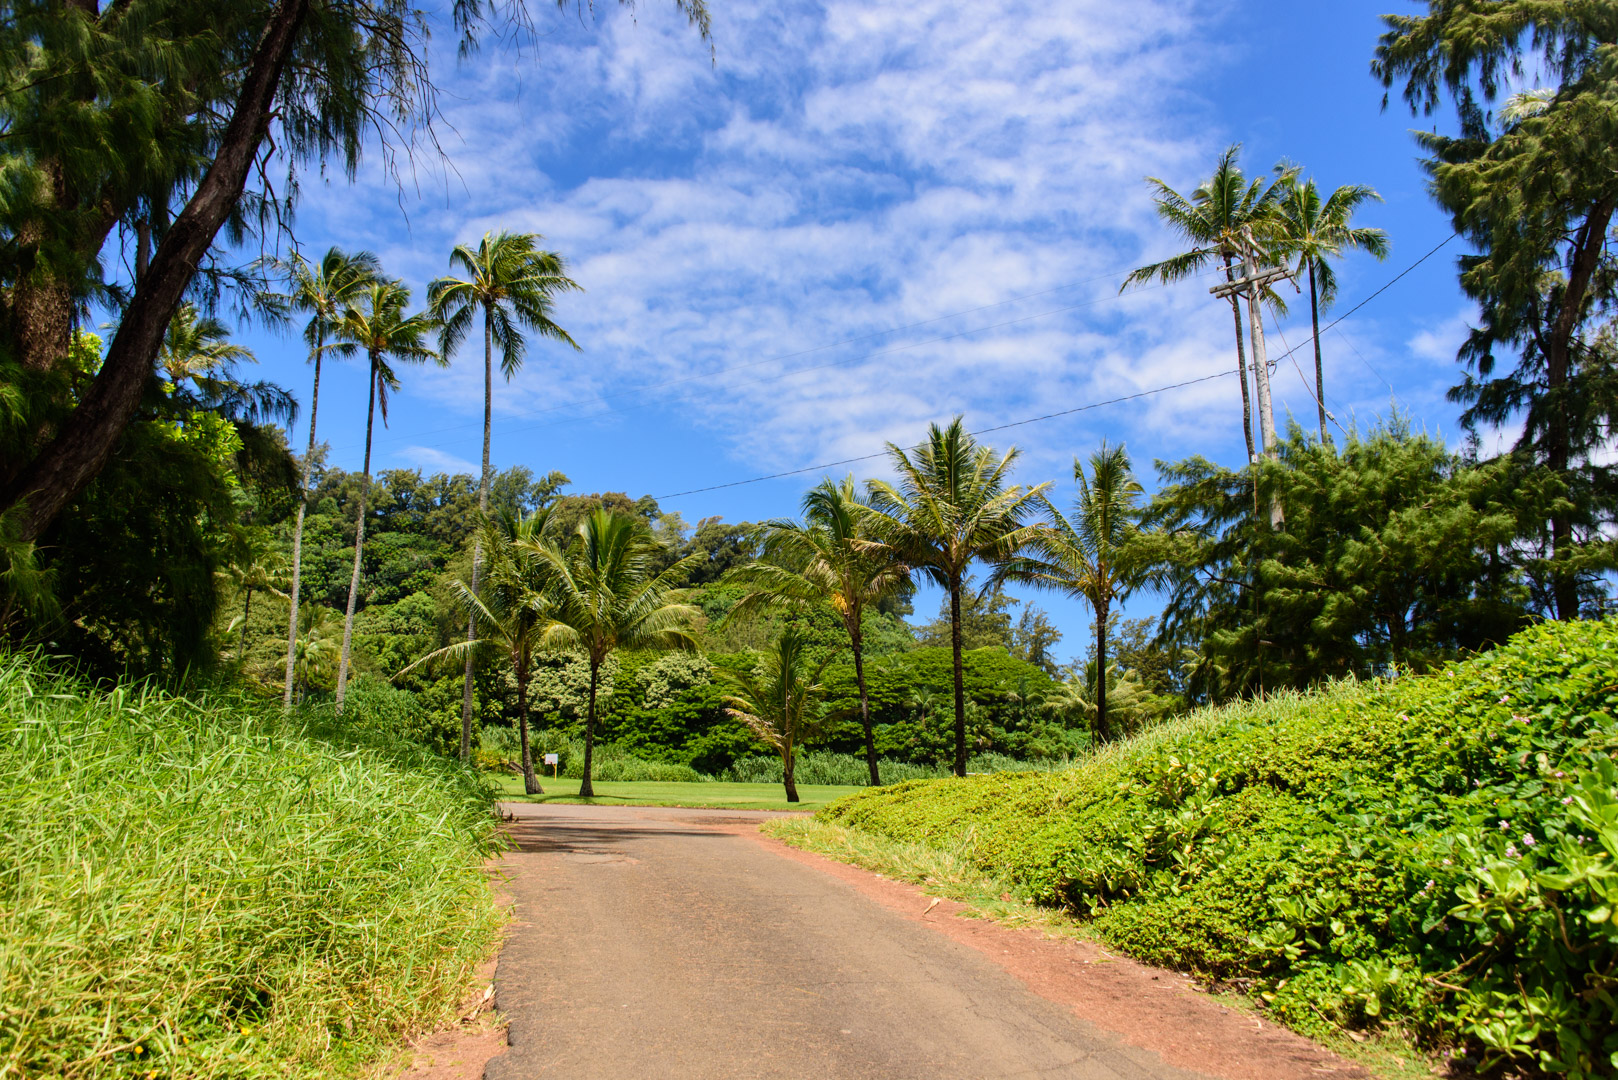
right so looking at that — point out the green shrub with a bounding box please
[0,653,504,1078]
[719,750,1072,785]
[820,618,1618,1077]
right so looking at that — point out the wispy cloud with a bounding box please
[395,445,479,475]
[301,0,1259,480]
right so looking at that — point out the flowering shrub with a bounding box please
[821,618,1618,1076]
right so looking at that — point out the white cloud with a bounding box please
[395,445,479,475]
[297,0,1269,485]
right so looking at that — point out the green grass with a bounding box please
[492,775,859,811]
[816,618,1618,1078]
[0,653,504,1079]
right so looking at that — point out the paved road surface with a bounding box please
[485,803,1208,1080]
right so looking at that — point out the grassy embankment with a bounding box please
[781,619,1618,1078]
[492,775,859,811]
[0,653,504,1079]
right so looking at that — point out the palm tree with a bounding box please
[399,509,561,794]
[722,475,909,786]
[527,509,701,797]
[1277,178,1389,441]
[719,629,840,803]
[429,232,581,762]
[861,418,1050,777]
[268,248,380,708]
[1001,443,1159,743]
[160,303,296,426]
[330,279,442,711]
[224,532,288,663]
[1123,145,1295,463]
[290,603,339,703]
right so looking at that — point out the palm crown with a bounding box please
[526,509,702,796]
[1278,177,1388,440]
[724,474,909,785]
[428,231,581,379]
[399,509,563,792]
[1002,442,1158,743]
[861,417,1049,776]
[718,628,839,803]
[333,279,442,423]
[273,246,382,354]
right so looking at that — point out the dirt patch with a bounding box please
[741,826,1370,1080]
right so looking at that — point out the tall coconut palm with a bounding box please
[861,418,1050,777]
[1123,146,1295,463]
[1277,178,1389,441]
[268,248,380,708]
[429,232,581,762]
[331,279,442,711]
[719,629,840,803]
[722,475,909,786]
[527,509,701,797]
[398,508,561,794]
[1001,443,1160,743]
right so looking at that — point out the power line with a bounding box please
[655,232,1460,502]
[656,370,1237,499]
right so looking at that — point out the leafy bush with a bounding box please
[820,618,1618,1077]
[0,653,504,1078]
[491,729,709,782]
[720,750,1073,785]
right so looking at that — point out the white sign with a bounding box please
[543,754,559,765]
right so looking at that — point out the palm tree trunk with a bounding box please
[580,656,600,798]
[1223,256,1257,465]
[283,342,323,708]
[335,360,378,712]
[459,308,495,761]
[782,736,799,804]
[850,618,880,786]
[1094,603,1109,745]
[949,578,967,778]
[239,587,252,660]
[517,656,542,795]
[1308,261,1327,443]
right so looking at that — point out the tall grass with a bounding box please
[0,653,504,1079]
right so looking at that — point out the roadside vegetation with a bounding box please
[817,618,1618,1077]
[0,3,1615,1077]
[0,652,504,1079]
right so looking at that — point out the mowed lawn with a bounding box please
[491,775,862,811]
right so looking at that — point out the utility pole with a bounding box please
[1211,235,1291,527]
[1240,226,1279,457]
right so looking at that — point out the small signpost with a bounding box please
[543,753,560,777]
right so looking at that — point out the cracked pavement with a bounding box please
[484,803,1211,1080]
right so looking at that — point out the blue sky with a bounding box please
[227,0,1484,663]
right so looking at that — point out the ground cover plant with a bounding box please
[819,618,1618,1077]
[0,653,504,1079]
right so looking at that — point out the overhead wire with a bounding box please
[656,370,1237,499]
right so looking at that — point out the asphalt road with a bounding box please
[484,803,1209,1080]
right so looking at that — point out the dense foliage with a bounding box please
[0,651,504,1079]
[822,617,1618,1076]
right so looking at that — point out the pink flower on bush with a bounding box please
[1522,833,1536,847]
